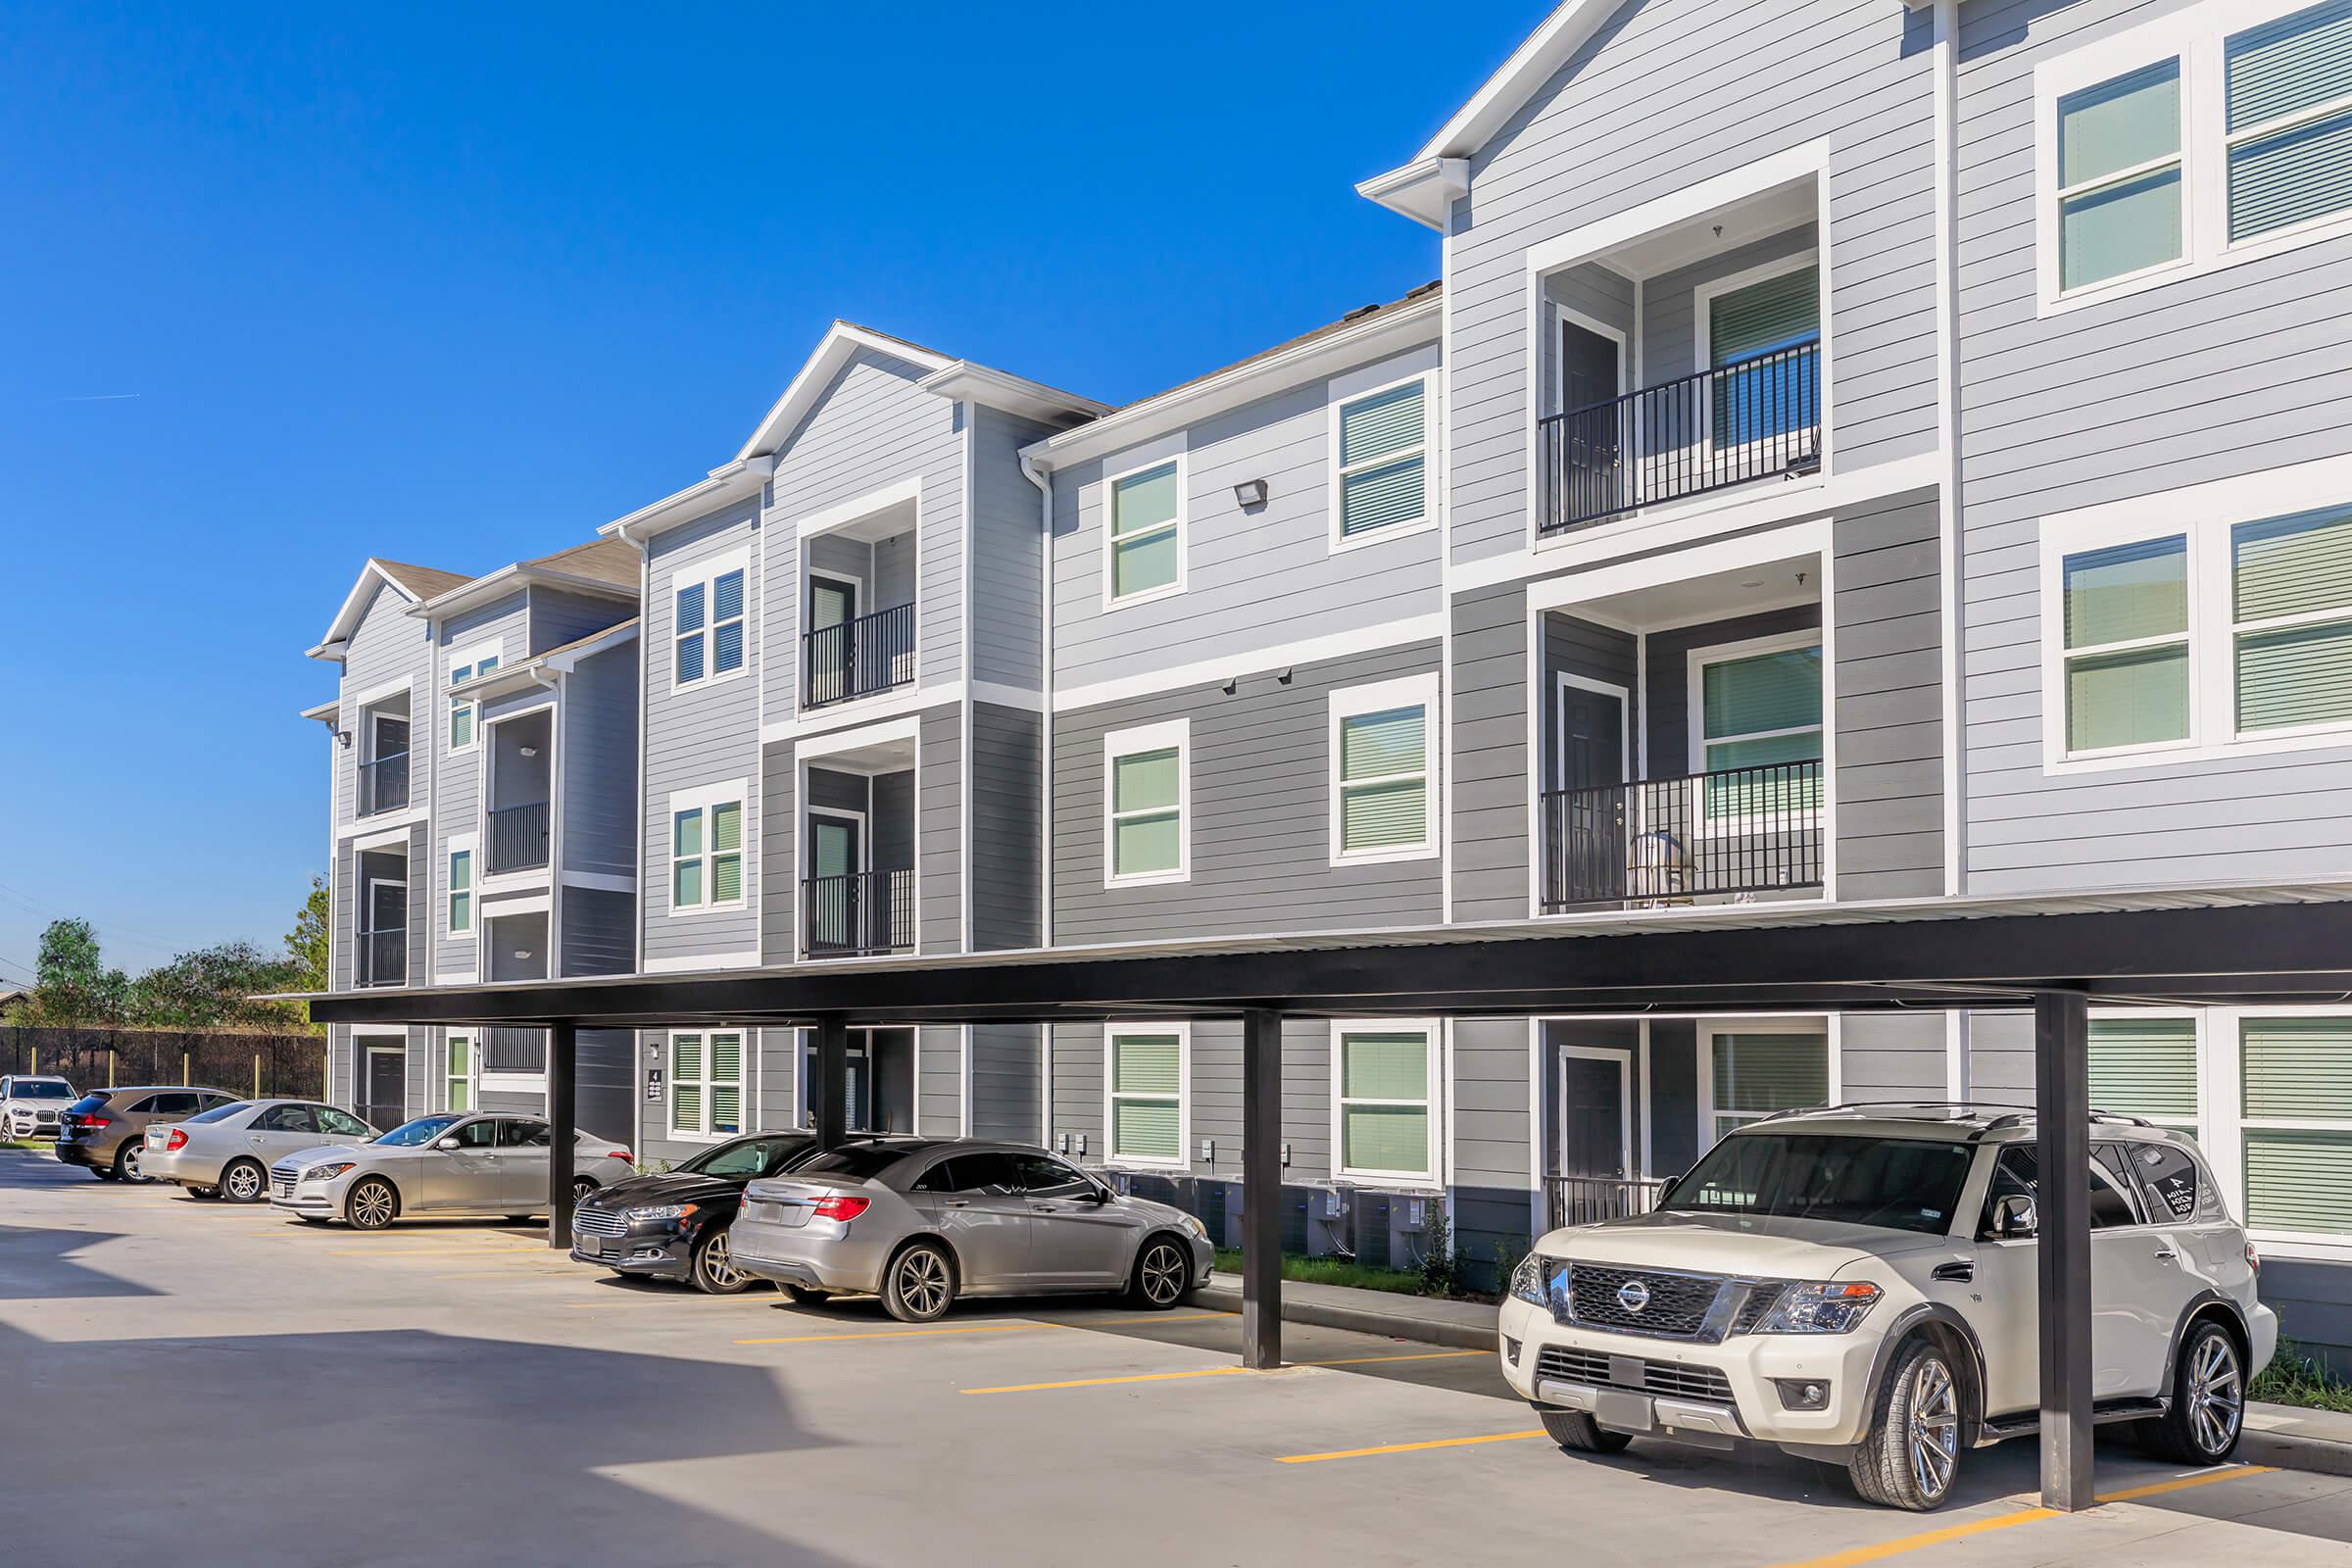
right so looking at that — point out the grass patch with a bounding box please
[1211,1248,1428,1297]
[2252,1339,2352,1415]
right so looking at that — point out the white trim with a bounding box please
[1694,1016,1836,1149]
[1690,250,1823,377]
[348,821,416,854]
[2201,1004,2352,1262]
[346,674,415,711]
[1686,627,1826,774]
[665,779,751,916]
[1555,1043,1635,1182]
[445,832,478,944]
[1101,452,1187,612]
[1637,1019,1654,1178]
[795,474,924,540]
[733,323,953,465]
[1377,0,1626,170]
[1523,142,1831,278]
[1519,514,1828,614]
[971,680,1044,712]
[665,1026,749,1142]
[641,951,761,974]
[1102,717,1191,888]
[1102,1021,1190,1171]
[1327,371,1436,554]
[444,639,505,755]
[1054,615,1443,713]
[666,546,752,695]
[479,892,551,919]
[1330,1019,1444,1189]
[764,684,956,745]
[792,712,922,763]
[559,870,635,895]
[1552,672,1632,792]
[443,1030,477,1113]
[1328,673,1441,865]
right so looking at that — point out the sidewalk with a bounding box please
[1195,1270,2352,1477]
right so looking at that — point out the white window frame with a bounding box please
[1102,1022,1190,1171]
[1101,453,1187,611]
[668,547,751,693]
[1329,673,1440,865]
[445,640,503,755]
[2087,1005,2204,1136]
[667,780,750,916]
[1695,1016,1839,1149]
[444,1032,476,1113]
[1686,629,1827,835]
[1330,1019,1443,1189]
[2034,0,2352,316]
[445,832,477,940]
[1690,253,1825,468]
[2202,1004,2352,1261]
[2036,455,2352,771]
[1102,718,1190,888]
[667,1027,748,1143]
[1327,372,1433,553]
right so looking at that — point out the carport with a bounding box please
[301,883,2352,1512]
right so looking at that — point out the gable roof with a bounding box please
[406,535,643,621]
[311,557,469,660]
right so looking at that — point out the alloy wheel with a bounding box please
[700,1231,741,1291]
[2186,1334,2243,1456]
[1905,1354,1959,1501]
[1140,1242,1187,1305]
[223,1162,263,1202]
[350,1181,396,1229]
[121,1146,143,1181]
[895,1249,950,1317]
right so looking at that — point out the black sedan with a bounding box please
[570,1133,826,1294]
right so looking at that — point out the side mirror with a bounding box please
[434,1137,461,1152]
[1652,1175,1681,1207]
[1991,1194,2037,1239]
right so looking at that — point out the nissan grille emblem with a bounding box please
[1616,1279,1651,1314]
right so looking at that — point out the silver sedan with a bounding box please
[269,1111,630,1229]
[731,1139,1213,1322]
[145,1099,376,1202]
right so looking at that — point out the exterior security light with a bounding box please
[1233,477,1268,507]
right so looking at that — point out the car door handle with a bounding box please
[2154,1247,2179,1261]
[1931,1261,1975,1284]
[941,1199,970,1208]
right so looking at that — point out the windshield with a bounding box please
[370,1115,462,1148]
[185,1102,248,1125]
[679,1135,809,1180]
[15,1081,73,1100]
[1659,1133,1973,1236]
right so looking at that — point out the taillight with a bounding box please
[2247,1240,2261,1277]
[166,1129,188,1152]
[810,1195,871,1222]
[607,1149,632,1160]
[81,1115,112,1129]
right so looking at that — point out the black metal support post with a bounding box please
[815,1014,850,1151]
[547,1020,576,1250]
[1241,1006,1283,1371]
[2034,989,2093,1510]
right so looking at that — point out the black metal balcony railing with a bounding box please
[802,868,915,958]
[483,1026,548,1074]
[1538,340,1821,535]
[486,800,552,874]
[804,602,916,710]
[359,929,407,988]
[358,751,410,816]
[1540,759,1825,911]
[1546,1175,1672,1231]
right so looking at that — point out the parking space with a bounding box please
[6,1147,2351,1566]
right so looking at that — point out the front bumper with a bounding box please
[570,1217,694,1279]
[269,1168,359,1218]
[1498,1296,1881,1450]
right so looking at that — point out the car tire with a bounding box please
[297,1214,328,1225]
[1539,1407,1633,1454]
[114,1142,148,1184]
[691,1227,752,1296]
[783,1286,832,1306]
[2139,1319,2245,1466]
[220,1159,268,1205]
[572,1177,598,1203]
[1847,1336,1963,1511]
[345,1177,400,1231]
[880,1240,957,1324]
[188,1185,220,1200]
[89,1165,118,1182]
[1127,1234,1192,1309]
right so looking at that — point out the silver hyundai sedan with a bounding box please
[269,1111,631,1229]
[731,1139,1213,1322]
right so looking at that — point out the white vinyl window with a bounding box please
[669,1029,745,1138]
[1105,457,1183,605]
[446,645,501,753]
[447,842,474,937]
[1102,719,1188,886]
[445,1034,475,1113]
[1332,377,1429,544]
[1701,1024,1831,1145]
[1691,634,1825,823]
[2055,61,2185,292]
[2231,505,2352,734]
[2235,1014,2352,1239]
[669,784,747,913]
[1333,1023,1438,1183]
[672,553,749,688]
[2088,1014,2200,1133]
[2225,2,2352,243]
[1105,1026,1187,1168]
[2058,535,2192,756]
[1330,676,1437,862]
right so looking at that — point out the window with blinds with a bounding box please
[2060,535,2191,754]
[1108,1031,1184,1164]
[445,1035,474,1113]
[1710,1031,1829,1143]
[671,1030,745,1138]
[2240,1014,2352,1234]
[1335,380,1427,540]
[1696,642,1823,819]
[448,653,497,752]
[1708,265,1820,448]
[672,798,745,909]
[2226,1,2352,242]
[2056,61,2185,291]
[2088,1015,2198,1128]
[675,564,746,686]
[1335,704,1430,858]
[448,849,472,936]
[1338,1028,1433,1178]
[1109,461,1181,601]
[1108,741,1184,880]
[2232,506,2352,733]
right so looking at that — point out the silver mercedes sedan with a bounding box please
[731,1139,1214,1322]
[268,1111,630,1229]
[145,1098,376,1202]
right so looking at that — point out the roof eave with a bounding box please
[917,361,1109,424]
[1354,157,1470,231]
[1367,0,1617,198]
[732,321,956,465]
[598,458,772,547]
[407,564,641,620]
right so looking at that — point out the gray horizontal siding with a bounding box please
[971,405,1057,692]
[1451,583,1531,923]
[527,586,632,658]
[760,741,796,967]
[970,701,1042,951]
[336,578,432,833]
[969,1024,1042,1144]
[559,641,638,882]
[918,1026,962,1136]
[1047,1017,1334,1184]
[560,887,633,978]
[1833,490,1943,898]
[919,708,962,955]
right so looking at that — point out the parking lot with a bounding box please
[6,1149,2352,1566]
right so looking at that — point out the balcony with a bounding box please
[359,929,407,988]
[486,800,551,875]
[804,602,915,710]
[802,868,915,958]
[358,750,410,816]
[1538,341,1819,536]
[1541,760,1823,912]
[1545,1174,1670,1231]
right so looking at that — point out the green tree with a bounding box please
[125,942,305,1033]
[284,875,329,1031]
[24,917,128,1032]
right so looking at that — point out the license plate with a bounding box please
[578,1237,608,1258]
[1593,1389,1654,1433]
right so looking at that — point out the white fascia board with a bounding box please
[1384,0,1620,172]
[1353,157,1469,231]
[918,361,1109,423]
[318,559,424,650]
[599,458,773,546]
[1024,293,1443,471]
[300,698,341,724]
[408,564,637,621]
[733,321,955,465]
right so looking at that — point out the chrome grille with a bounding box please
[1560,1262,1727,1340]
[270,1169,297,1200]
[1536,1347,1736,1404]
[571,1207,628,1239]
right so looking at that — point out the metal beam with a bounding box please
[814,1014,849,1151]
[547,1021,576,1251]
[1241,1007,1283,1371]
[2034,990,2093,1511]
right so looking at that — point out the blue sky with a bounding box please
[0,1,1547,985]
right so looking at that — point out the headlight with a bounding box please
[624,1202,697,1223]
[1752,1281,1882,1334]
[303,1162,357,1183]
[1176,1213,1208,1242]
[1510,1252,1547,1306]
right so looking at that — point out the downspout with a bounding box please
[1021,445,1054,1147]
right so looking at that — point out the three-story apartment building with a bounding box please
[303,0,2352,1356]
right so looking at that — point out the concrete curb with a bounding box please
[1191,1275,1499,1352]
[2243,1405,2352,1479]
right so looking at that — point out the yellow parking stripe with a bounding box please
[1296,1349,1488,1367]
[2097,1464,2276,1503]
[737,1322,1053,1346]
[963,1367,1250,1394]
[1276,1430,1547,1463]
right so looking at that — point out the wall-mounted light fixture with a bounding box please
[1277,667,1294,685]
[1220,676,1239,696]
[519,746,539,758]
[1233,477,1268,508]
[334,729,352,750]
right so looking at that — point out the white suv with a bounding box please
[1500,1105,2277,1511]
[1,1075,77,1141]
